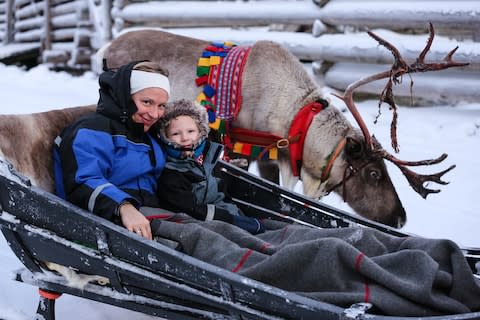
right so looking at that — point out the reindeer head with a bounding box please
[297,110,402,227]
[330,23,464,226]
[339,135,406,227]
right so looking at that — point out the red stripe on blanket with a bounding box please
[280,225,289,243]
[259,242,271,253]
[146,214,173,221]
[355,252,370,302]
[355,252,365,270]
[232,249,253,273]
[364,279,370,302]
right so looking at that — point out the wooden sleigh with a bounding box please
[0,157,479,320]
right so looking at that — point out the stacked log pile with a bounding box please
[1,0,478,103]
[1,0,97,68]
[111,0,480,104]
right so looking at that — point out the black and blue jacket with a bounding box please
[157,140,240,218]
[54,61,166,221]
[157,140,264,234]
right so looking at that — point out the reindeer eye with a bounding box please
[369,169,381,180]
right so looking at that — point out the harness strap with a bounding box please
[321,137,347,182]
[288,101,326,177]
[229,100,328,176]
[229,128,285,146]
[230,127,301,161]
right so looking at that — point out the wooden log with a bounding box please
[14,15,43,31]
[44,0,51,50]
[319,1,480,31]
[42,48,69,63]
[112,1,320,27]
[51,1,81,16]
[14,12,77,31]
[4,0,13,43]
[46,27,90,42]
[0,42,40,64]
[15,0,69,8]
[154,27,480,67]
[14,28,42,42]
[51,27,78,41]
[68,47,93,66]
[324,62,480,104]
[43,43,92,66]
[99,0,112,46]
[14,0,34,7]
[50,41,75,51]
[15,1,44,20]
[14,0,82,20]
[51,12,77,28]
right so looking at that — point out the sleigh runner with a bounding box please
[1,157,479,320]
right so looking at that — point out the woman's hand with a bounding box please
[119,203,152,240]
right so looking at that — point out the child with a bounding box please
[156,99,264,234]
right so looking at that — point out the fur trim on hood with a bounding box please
[158,99,210,143]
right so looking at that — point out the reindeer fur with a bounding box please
[0,106,95,191]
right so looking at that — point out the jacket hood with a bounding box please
[96,60,142,123]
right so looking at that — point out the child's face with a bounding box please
[166,115,201,148]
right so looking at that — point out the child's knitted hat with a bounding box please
[157,99,210,142]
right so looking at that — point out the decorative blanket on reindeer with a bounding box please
[150,214,480,317]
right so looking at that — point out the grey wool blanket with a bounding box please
[151,215,480,317]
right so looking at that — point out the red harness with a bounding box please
[229,100,327,177]
[288,101,325,176]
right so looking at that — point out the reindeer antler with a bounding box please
[380,151,456,198]
[333,23,468,198]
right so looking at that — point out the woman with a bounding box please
[55,60,170,240]
[156,99,264,234]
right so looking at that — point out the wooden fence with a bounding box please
[109,0,480,103]
[1,0,479,102]
[0,0,108,68]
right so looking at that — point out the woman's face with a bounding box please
[166,115,200,149]
[131,87,168,132]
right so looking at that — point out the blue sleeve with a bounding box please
[61,128,134,220]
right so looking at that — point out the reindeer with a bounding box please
[0,106,95,191]
[100,25,464,228]
[0,25,463,228]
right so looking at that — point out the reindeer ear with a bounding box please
[345,136,364,160]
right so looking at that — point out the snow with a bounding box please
[0,23,479,320]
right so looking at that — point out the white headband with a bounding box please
[130,70,171,97]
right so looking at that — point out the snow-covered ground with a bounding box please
[0,56,478,319]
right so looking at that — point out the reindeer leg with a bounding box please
[257,159,280,184]
[278,159,298,190]
[300,169,324,199]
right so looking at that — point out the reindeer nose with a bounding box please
[390,204,406,228]
[395,216,406,229]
